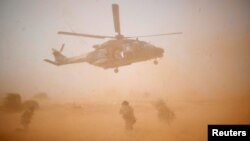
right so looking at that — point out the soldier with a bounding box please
[20,106,35,130]
[119,101,136,130]
[154,100,175,125]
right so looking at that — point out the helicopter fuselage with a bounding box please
[85,39,164,69]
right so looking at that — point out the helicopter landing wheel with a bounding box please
[154,60,158,65]
[114,68,119,73]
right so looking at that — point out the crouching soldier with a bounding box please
[119,101,136,130]
[20,106,35,130]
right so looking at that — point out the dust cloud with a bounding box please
[0,90,249,141]
[0,0,250,141]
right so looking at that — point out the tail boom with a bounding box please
[44,59,61,66]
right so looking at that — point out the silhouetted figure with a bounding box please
[119,101,136,130]
[154,100,175,125]
[20,106,35,130]
[3,93,22,112]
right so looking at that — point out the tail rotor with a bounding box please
[52,43,65,54]
[48,44,67,64]
[60,44,65,52]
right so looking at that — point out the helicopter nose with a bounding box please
[159,48,164,53]
[156,47,164,54]
[156,47,164,57]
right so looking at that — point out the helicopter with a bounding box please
[44,4,182,73]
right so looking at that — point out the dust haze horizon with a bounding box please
[0,0,249,99]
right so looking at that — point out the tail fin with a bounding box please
[45,44,68,65]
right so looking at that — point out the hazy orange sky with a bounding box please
[0,0,249,98]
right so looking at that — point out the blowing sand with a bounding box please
[0,93,249,141]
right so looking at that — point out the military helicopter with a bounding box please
[44,4,182,73]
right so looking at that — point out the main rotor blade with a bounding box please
[58,31,115,39]
[127,32,183,38]
[112,4,121,35]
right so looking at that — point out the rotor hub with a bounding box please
[115,34,124,39]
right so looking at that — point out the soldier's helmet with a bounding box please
[122,101,129,106]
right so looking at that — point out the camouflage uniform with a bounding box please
[119,101,136,130]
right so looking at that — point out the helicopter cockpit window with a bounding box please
[122,44,132,53]
[119,44,134,59]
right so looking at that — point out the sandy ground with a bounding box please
[0,94,249,141]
